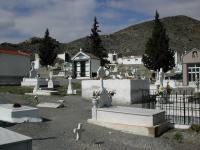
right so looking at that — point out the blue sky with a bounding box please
[0,0,199,43]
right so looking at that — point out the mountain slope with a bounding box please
[64,15,200,56]
[0,15,199,57]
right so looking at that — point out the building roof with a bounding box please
[84,52,100,59]
[71,49,100,60]
[182,48,200,57]
[0,49,31,56]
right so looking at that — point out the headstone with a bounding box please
[159,68,164,86]
[29,61,37,78]
[48,71,54,89]
[33,74,40,93]
[67,76,73,94]
[94,67,112,108]
[73,123,83,141]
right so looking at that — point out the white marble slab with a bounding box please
[0,104,42,123]
[37,102,64,108]
[0,127,32,150]
[92,106,165,126]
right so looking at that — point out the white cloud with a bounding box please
[0,0,199,43]
[107,0,200,19]
[0,0,96,43]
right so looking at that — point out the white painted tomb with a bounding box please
[82,79,149,105]
[89,107,169,137]
[25,75,58,96]
[88,67,169,137]
[0,127,32,150]
[0,104,42,123]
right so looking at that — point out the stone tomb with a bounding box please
[82,79,149,105]
[88,67,168,137]
[88,106,169,137]
[0,127,32,150]
[0,104,42,123]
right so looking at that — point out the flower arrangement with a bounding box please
[157,83,172,96]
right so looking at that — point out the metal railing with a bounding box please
[141,90,200,125]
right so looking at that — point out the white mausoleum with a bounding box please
[71,49,100,78]
[0,49,31,85]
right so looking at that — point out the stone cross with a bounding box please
[97,66,106,90]
[33,74,40,93]
[159,68,164,86]
[73,123,83,141]
[48,71,54,88]
[67,76,73,94]
[66,63,74,94]
[29,61,37,78]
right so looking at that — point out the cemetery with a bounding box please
[1,47,200,149]
[0,6,200,149]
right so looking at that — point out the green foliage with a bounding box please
[87,17,108,66]
[142,11,175,72]
[0,86,33,95]
[190,124,200,132]
[173,132,183,143]
[38,29,58,67]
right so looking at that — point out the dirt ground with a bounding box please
[0,93,200,150]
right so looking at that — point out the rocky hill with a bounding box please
[0,15,200,57]
[64,15,200,56]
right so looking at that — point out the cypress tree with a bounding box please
[38,29,58,67]
[142,11,175,72]
[88,17,108,66]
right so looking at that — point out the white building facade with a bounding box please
[71,49,100,78]
[118,56,143,65]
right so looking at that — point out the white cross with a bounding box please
[73,123,83,141]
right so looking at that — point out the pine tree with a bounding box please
[88,17,108,66]
[142,11,175,72]
[38,29,58,67]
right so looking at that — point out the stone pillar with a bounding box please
[67,76,73,94]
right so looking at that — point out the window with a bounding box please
[192,51,198,58]
[188,63,200,82]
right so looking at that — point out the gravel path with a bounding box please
[0,93,200,150]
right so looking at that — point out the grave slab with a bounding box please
[25,89,59,96]
[0,104,42,123]
[0,127,32,150]
[37,102,64,108]
[88,106,169,137]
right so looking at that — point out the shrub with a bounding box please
[173,132,183,143]
[190,124,200,132]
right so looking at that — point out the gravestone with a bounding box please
[95,66,112,107]
[73,123,83,141]
[29,61,37,78]
[33,74,40,94]
[48,71,54,89]
[159,68,164,87]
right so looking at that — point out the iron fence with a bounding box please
[141,90,200,125]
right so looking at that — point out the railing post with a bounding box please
[183,91,186,124]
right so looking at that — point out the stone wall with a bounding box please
[82,79,149,105]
